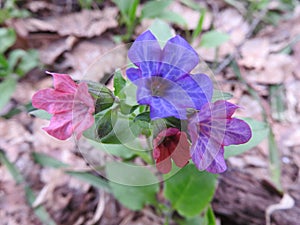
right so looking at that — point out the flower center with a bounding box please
[149,76,171,97]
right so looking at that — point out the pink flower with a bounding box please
[153,128,190,174]
[32,72,95,140]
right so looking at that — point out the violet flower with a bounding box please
[126,30,212,120]
[188,100,252,173]
[32,72,95,140]
[153,128,190,174]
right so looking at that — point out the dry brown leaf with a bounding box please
[216,8,249,45]
[11,8,118,38]
[245,54,296,84]
[168,2,212,30]
[39,36,78,65]
[215,8,250,58]
[239,38,270,70]
[236,95,263,119]
[292,41,300,79]
[285,80,300,123]
[58,37,127,80]
[25,0,58,13]
[196,46,217,62]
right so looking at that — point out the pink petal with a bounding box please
[46,72,77,93]
[171,132,190,168]
[43,111,73,140]
[32,89,74,114]
[156,157,172,174]
[74,82,95,111]
[71,82,95,139]
[72,111,95,139]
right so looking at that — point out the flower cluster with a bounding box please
[32,30,252,174]
[126,31,252,173]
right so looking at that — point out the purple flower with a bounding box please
[188,100,252,173]
[126,30,213,120]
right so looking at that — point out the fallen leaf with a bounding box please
[239,38,270,70]
[168,2,212,30]
[39,36,78,65]
[216,8,249,46]
[285,81,300,123]
[244,54,296,84]
[11,8,118,38]
[58,36,127,81]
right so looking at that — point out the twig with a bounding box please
[86,190,106,225]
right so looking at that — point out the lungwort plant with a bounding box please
[32,25,267,224]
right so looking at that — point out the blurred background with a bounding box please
[0,0,299,224]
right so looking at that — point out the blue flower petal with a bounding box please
[126,67,141,81]
[128,31,162,77]
[175,73,213,110]
[161,35,199,80]
[149,97,185,120]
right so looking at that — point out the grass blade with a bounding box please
[33,152,111,193]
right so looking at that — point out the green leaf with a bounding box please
[192,8,206,41]
[119,102,138,115]
[180,0,202,10]
[113,69,126,97]
[0,9,10,24]
[141,0,172,18]
[0,28,16,53]
[113,0,134,16]
[0,77,17,111]
[130,119,151,137]
[134,111,150,123]
[270,84,285,121]
[123,81,138,106]
[0,53,9,77]
[164,164,217,217]
[32,152,67,168]
[8,49,39,76]
[106,162,159,210]
[85,80,114,112]
[65,171,111,193]
[200,30,230,48]
[29,109,52,120]
[179,205,216,225]
[158,11,187,26]
[149,19,173,47]
[212,89,233,101]
[87,139,135,159]
[224,118,269,158]
[100,112,139,143]
[96,109,115,140]
[205,205,217,225]
[93,110,139,144]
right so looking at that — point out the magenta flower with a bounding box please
[126,30,213,120]
[153,128,190,174]
[188,100,252,173]
[32,72,95,140]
